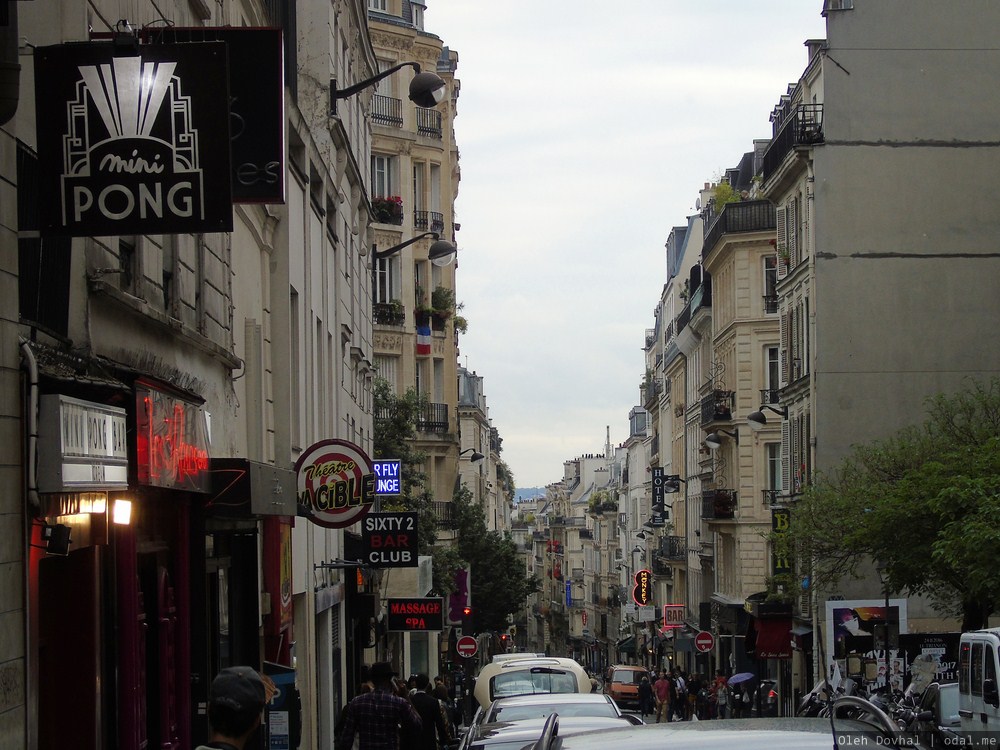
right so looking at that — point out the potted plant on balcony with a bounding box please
[372,195,403,224]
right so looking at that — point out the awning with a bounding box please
[616,635,636,654]
[792,624,814,651]
[746,617,793,659]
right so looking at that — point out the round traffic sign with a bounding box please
[694,630,715,653]
[456,635,478,658]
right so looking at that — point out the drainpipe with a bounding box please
[0,0,20,126]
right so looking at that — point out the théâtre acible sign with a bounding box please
[294,439,376,529]
[33,42,233,237]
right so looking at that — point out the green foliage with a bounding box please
[782,378,1000,630]
[712,181,741,208]
[588,489,617,513]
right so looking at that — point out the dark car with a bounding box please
[751,679,779,717]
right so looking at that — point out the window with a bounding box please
[763,256,778,313]
[368,0,387,11]
[766,443,781,496]
[371,155,394,198]
[119,238,137,293]
[766,346,779,396]
[412,162,425,212]
[373,256,397,304]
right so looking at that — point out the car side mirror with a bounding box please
[983,678,1000,707]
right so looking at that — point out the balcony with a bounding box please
[416,107,443,138]
[416,402,448,432]
[371,94,403,127]
[651,559,673,576]
[571,567,584,580]
[431,500,455,528]
[700,389,733,427]
[761,104,824,181]
[763,294,778,314]
[371,196,403,225]
[414,210,445,233]
[676,302,691,334]
[703,200,777,258]
[657,535,687,560]
[701,489,737,520]
[373,302,405,326]
[759,388,782,406]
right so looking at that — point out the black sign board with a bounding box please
[34,42,233,237]
[362,512,418,567]
[386,597,444,632]
[153,28,285,204]
[651,466,664,511]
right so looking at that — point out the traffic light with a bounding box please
[461,605,473,636]
[508,625,517,637]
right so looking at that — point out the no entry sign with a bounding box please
[456,635,478,658]
[695,630,716,653]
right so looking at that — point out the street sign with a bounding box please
[695,630,716,653]
[456,635,478,658]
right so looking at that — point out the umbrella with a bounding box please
[728,672,756,686]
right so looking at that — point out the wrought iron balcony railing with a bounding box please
[373,302,405,326]
[414,210,445,233]
[759,388,782,406]
[416,402,448,433]
[703,200,777,257]
[371,94,403,127]
[700,389,733,427]
[761,103,825,180]
[657,535,687,560]
[431,500,455,528]
[763,294,778,314]
[701,489,737,520]
[416,107,443,138]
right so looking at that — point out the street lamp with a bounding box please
[704,428,739,451]
[330,61,446,115]
[460,448,485,462]
[371,232,457,265]
[747,404,788,431]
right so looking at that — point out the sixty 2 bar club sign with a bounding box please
[34,42,234,237]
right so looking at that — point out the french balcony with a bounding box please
[416,107,443,138]
[703,200,777,258]
[431,500,455,528]
[657,535,687,560]
[414,210,445,233]
[651,559,673,577]
[700,389,733,427]
[701,489,737,520]
[416,402,448,433]
[371,94,403,127]
[373,302,405,326]
[763,293,778,314]
[760,388,782,406]
[761,103,825,181]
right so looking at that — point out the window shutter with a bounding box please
[775,205,788,279]
[779,312,789,385]
[802,191,810,259]
[787,199,798,269]
[781,420,791,493]
[790,416,800,492]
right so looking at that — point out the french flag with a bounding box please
[416,322,432,356]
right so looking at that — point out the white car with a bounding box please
[473,657,590,710]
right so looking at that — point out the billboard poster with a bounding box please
[34,42,233,237]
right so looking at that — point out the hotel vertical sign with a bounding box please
[34,42,233,237]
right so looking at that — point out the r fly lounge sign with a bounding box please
[34,42,233,237]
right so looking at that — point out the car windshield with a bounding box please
[612,670,644,685]
[487,702,619,723]
[491,669,578,699]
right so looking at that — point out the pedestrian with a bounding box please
[673,669,687,720]
[432,683,459,740]
[637,675,654,720]
[335,662,423,750]
[713,673,730,720]
[196,665,274,750]
[653,670,672,723]
[410,673,450,750]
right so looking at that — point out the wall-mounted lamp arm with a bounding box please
[332,61,420,102]
[460,448,485,462]
[372,232,439,260]
[330,62,446,114]
[704,428,739,450]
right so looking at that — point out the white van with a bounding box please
[958,628,1000,736]
[473,656,590,710]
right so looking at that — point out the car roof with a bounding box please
[490,693,613,708]
[473,716,633,743]
[535,717,894,750]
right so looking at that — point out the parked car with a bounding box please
[603,664,650,711]
[457,715,635,750]
[751,679,779,717]
[482,692,635,724]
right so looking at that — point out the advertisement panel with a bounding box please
[295,439,376,528]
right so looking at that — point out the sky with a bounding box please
[424,1,829,489]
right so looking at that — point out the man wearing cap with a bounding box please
[196,666,271,750]
[336,661,422,750]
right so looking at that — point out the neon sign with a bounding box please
[135,384,211,492]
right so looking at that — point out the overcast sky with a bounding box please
[425,1,829,489]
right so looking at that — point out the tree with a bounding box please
[780,378,1000,630]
